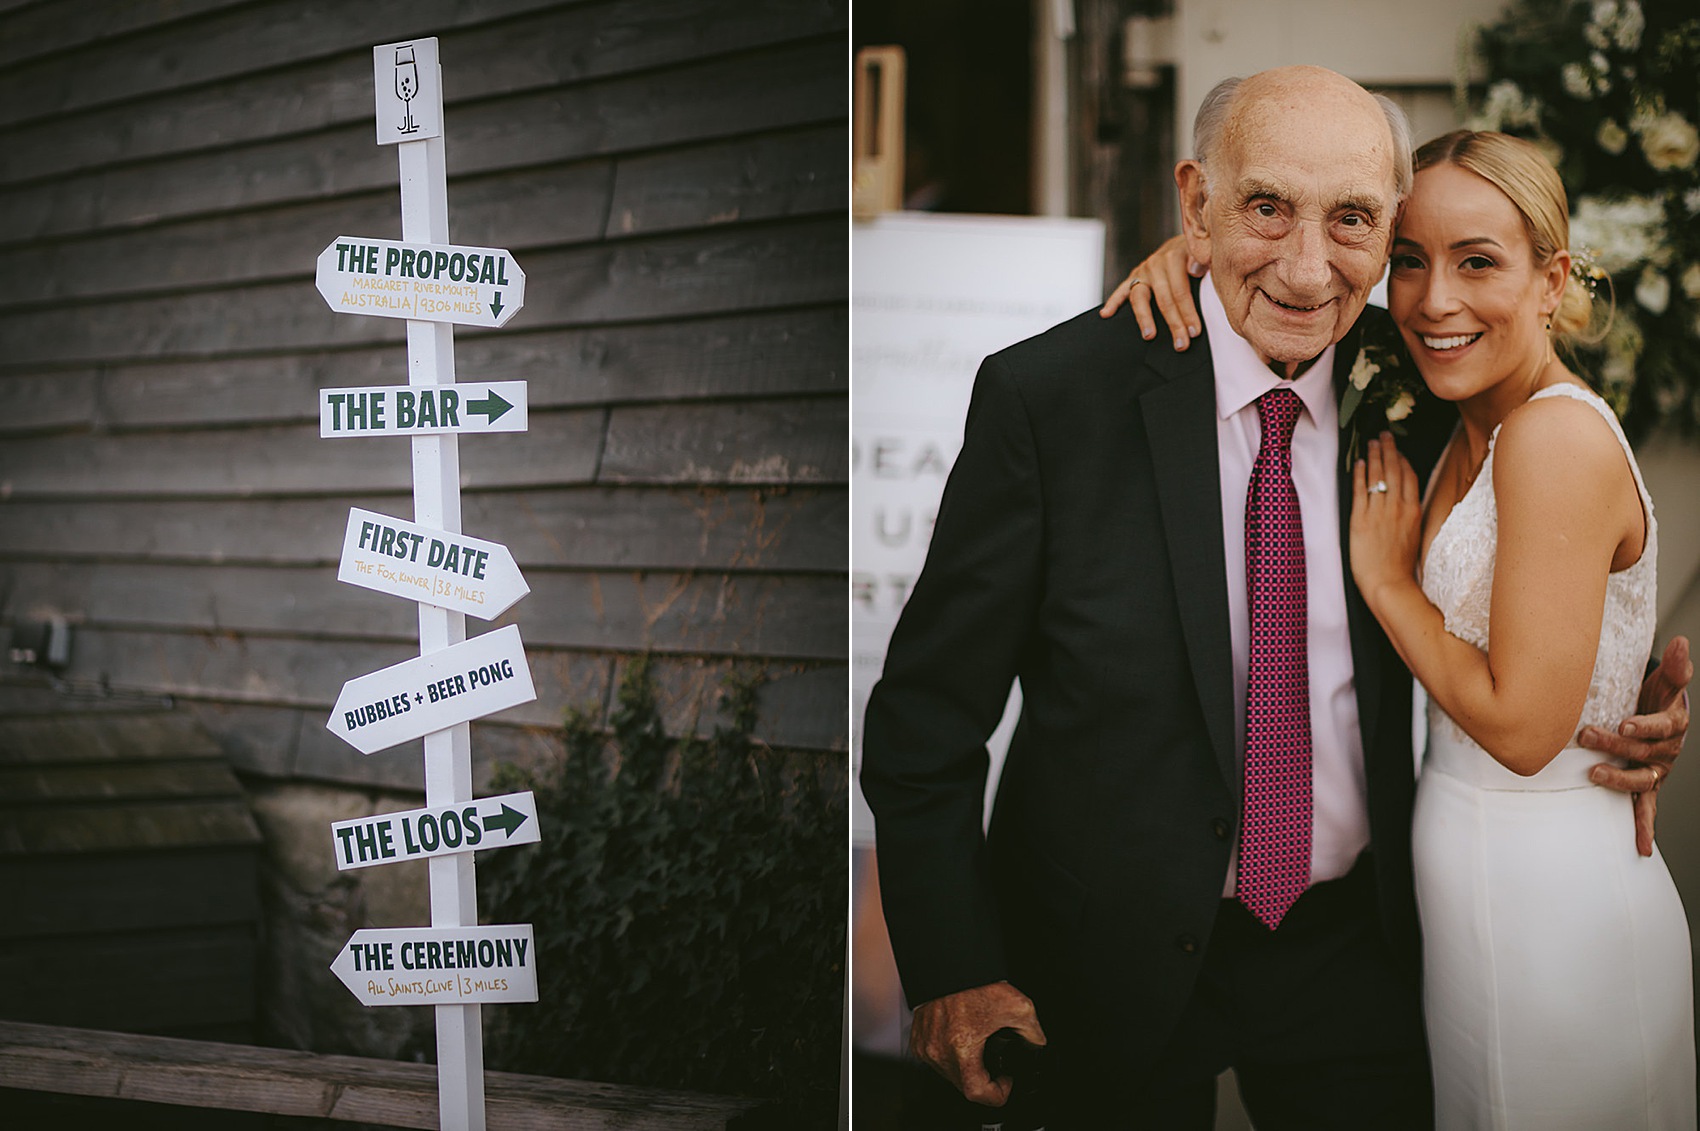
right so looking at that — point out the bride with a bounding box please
[1116,129,1695,1127]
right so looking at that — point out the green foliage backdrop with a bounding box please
[1466,0,1700,437]
[480,660,846,1126]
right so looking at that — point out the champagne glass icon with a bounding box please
[394,46,420,134]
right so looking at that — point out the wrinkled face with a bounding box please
[1182,85,1401,367]
[1387,163,1565,403]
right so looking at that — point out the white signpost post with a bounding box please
[316,39,538,1130]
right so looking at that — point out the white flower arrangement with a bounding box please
[1468,0,1700,436]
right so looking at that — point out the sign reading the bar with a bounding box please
[320,381,527,438]
[339,507,530,619]
[315,237,526,328]
[374,38,443,144]
[327,625,537,756]
[331,790,540,871]
[331,924,539,1006]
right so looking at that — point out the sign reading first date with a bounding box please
[316,236,526,328]
[339,507,530,619]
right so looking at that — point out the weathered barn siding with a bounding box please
[0,0,849,793]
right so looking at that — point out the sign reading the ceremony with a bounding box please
[338,508,530,619]
[330,791,540,871]
[331,924,539,1006]
[319,382,528,438]
[373,38,443,144]
[326,625,536,755]
[315,237,527,328]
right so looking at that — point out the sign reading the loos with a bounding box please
[339,508,530,619]
[327,624,536,755]
[331,924,539,1006]
[316,237,526,328]
[320,381,527,438]
[330,790,540,870]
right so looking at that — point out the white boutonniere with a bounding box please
[1339,319,1424,461]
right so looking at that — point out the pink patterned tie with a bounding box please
[1236,388,1312,929]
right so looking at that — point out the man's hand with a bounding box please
[911,981,1047,1106]
[1584,636,1691,856]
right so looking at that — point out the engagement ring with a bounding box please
[1371,480,1389,494]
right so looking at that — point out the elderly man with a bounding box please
[859,65,1688,1127]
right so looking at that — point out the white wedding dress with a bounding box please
[1413,383,1695,1129]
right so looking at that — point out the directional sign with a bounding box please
[320,382,528,438]
[330,790,540,871]
[374,38,443,145]
[327,625,536,755]
[339,508,530,619]
[316,237,526,328]
[331,924,538,1006]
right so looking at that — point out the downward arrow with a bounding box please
[484,802,529,838]
[465,390,513,423]
[489,291,505,318]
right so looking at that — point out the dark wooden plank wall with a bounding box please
[0,0,849,791]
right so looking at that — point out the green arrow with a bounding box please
[466,390,513,424]
[484,802,528,838]
[489,291,505,318]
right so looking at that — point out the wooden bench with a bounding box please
[0,1020,765,1130]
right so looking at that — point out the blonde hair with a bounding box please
[1413,130,1595,338]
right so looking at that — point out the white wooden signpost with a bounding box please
[316,38,539,1130]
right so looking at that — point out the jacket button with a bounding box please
[1212,818,1230,841]
[1176,934,1198,954]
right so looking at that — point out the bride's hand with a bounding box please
[1349,434,1422,608]
[1097,235,1203,351]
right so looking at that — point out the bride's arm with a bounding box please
[1350,400,1639,776]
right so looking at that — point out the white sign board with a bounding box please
[320,382,528,438]
[327,624,537,755]
[331,790,541,870]
[331,924,539,1006]
[316,237,526,328]
[373,38,443,144]
[851,212,1105,845]
[339,507,530,619]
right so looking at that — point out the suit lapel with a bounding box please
[1140,336,1237,791]
[1331,319,1387,770]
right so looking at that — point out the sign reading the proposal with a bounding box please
[331,791,540,870]
[321,382,527,438]
[339,508,529,618]
[331,925,539,1006]
[327,625,536,755]
[316,236,526,328]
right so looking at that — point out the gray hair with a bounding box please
[1192,75,1414,198]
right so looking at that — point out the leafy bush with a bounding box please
[480,658,846,1126]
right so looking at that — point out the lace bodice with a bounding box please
[1418,384,1658,755]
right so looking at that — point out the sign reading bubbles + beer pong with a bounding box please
[331,924,539,1006]
[339,508,530,619]
[316,237,526,328]
[327,624,536,755]
[330,790,540,870]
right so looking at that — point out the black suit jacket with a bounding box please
[860,296,1452,1068]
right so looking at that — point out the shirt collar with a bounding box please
[1200,272,1338,426]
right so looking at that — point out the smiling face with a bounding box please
[1387,162,1568,405]
[1179,69,1402,369]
